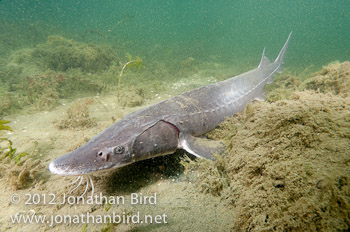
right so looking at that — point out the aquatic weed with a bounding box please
[0,120,30,163]
[24,73,65,110]
[117,53,144,101]
[81,224,88,232]
[32,35,117,72]
[0,120,42,189]
[56,98,97,129]
[0,120,38,164]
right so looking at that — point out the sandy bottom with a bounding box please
[0,61,349,231]
[0,73,235,232]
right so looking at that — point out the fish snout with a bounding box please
[48,149,95,175]
[49,145,131,175]
[49,160,67,175]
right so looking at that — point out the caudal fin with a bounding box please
[274,32,292,72]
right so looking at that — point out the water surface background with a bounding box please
[1,0,349,72]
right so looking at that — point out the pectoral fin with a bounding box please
[179,134,225,161]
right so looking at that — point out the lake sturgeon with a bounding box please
[49,32,292,176]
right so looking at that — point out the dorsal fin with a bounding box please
[258,47,271,68]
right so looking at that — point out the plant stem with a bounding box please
[117,60,134,101]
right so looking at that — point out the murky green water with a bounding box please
[1,0,349,71]
[0,1,349,231]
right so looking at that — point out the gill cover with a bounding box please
[132,121,179,161]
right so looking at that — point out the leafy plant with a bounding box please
[0,120,32,163]
[0,120,12,131]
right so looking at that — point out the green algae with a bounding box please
[0,120,29,163]
[0,120,42,190]
[303,61,350,97]
[265,73,302,102]
[0,120,12,131]
[32,35,118,73]
[183,62,350,231]
[0,36,120,115]
[266,61,350,103]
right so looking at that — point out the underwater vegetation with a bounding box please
[32,35,117,73]
[57,98,97,129]
[117,53,144,102]
[118,87,145,107]
[6,146,42,190]
[266,61,350,102]
[0,120,29,163]
[0,35,163,117]
[184,61,350,231]
[264,73,302,102]
[24,73,65,110]
[0,36,120,115]
[0,120,42,190]
[0,34,209,118]
[304,61,350,97]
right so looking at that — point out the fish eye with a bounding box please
[113,146,124,154]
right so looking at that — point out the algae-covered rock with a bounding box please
[265,61,350,103]
[188,62,350,231]
[32,36,117,73]
[0,36,118,115]
[304,61,350,97]
[190,91,350,231]
[265,73,302,102]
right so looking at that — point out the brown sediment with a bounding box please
[303,61,350,97]
[56,98,97,129]
[118,87,145,107]
[6,157,44,190]
[265,73,302,102]
[1,59,349,231]
[188,61,350,231]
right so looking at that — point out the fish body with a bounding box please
[49,32,292,175]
